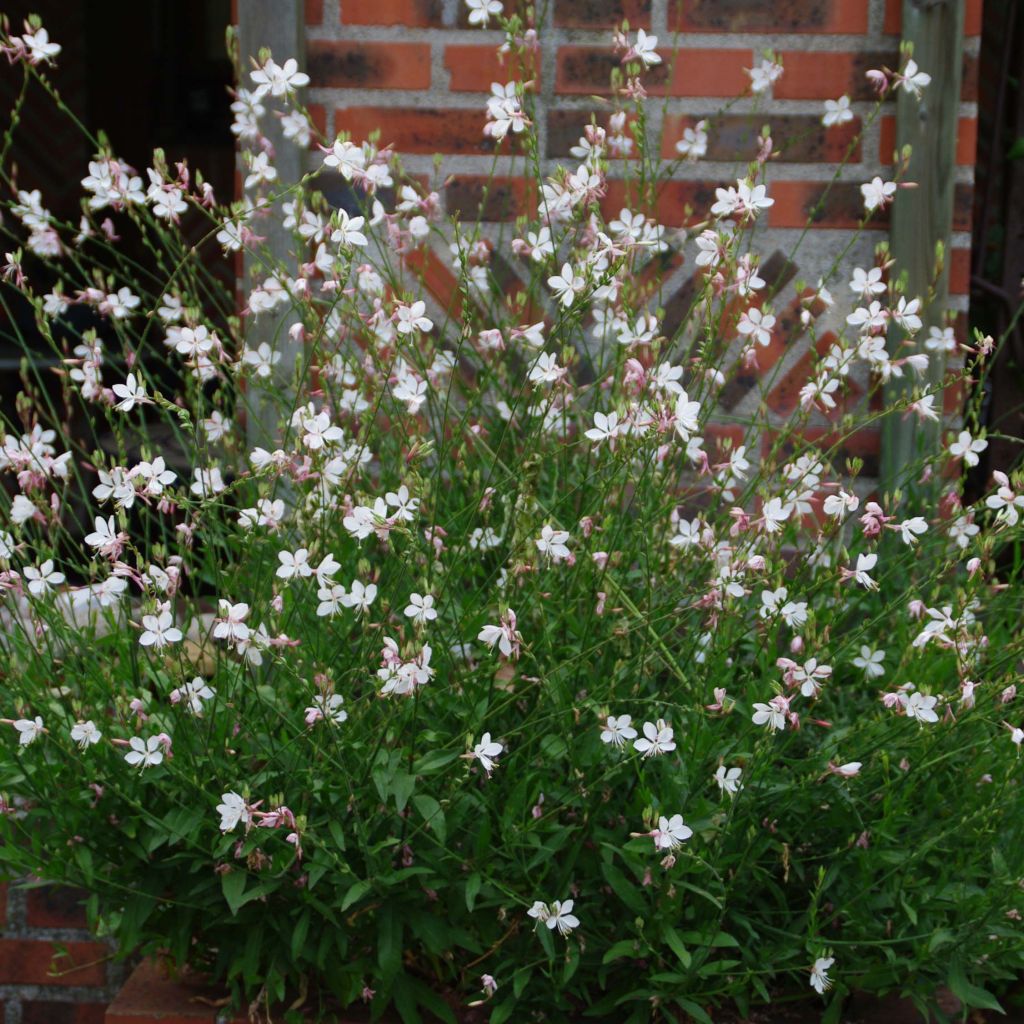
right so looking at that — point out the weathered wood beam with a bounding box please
[236,0,305,449]
[880,0,965,494]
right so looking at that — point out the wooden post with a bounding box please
[880,0,965,494]
[236,0,305,449]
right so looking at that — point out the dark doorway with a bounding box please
[0,0,234,391]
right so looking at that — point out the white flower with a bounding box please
[986,472,1024,526]
[852,646,885,680]
[895,516,928,545]
[342,580,377,614]
[277,548,313,580]
[901,691,939,723]
[305,693,347,726]
[112,373,147,412]
[629,29,661,68]
[170,677,216,715]
[897,59,931,98]
[737,307,775,347]
[850,552,878,590]
[714,766,743,795]
[584,411,621,448]
[529,352,566,387]
[214,601,250,642]
[810,956,834,995]
[600,715,637,748]
[217,791,250,832]
[139,609,183,648]
[21,27,61,63]
[674,390,701,440]
[752,696,789,731]
[125,735,164,769]
[545,899,579,936]
[536,524,571,562]
[823,490,859,520]
[925,325,957,353]
[675,120,707,160]
[822,95,853,127]
[250,57,309,99]
[70,720,102,748]
[24,559,65,596]
[14,717,44,746]
[190,466,226,497]
[471,732,503,775]
[651,813,692,850]
[760,497,790,534]
[404,592,438,625]
[634,719,675,757]
[949,430,987,468]
[861,176,897,212]
[394,300,433,336]
[747,57,783,93]
[849,265,886,299]
[466,0,503,26]
[547,262,585,308]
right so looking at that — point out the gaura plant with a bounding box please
[0,7,1021,1023]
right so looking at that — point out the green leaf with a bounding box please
[340,879,372,913]
[601,862,645,915]
[221,870,248,915]
[672,998,713,1024]
[947,962,1005,1013]
[512,965,531,997]
[377,904,402,982]
[562,943,581,985]
[490,1000,515,1024]
[602,939,640,965]
[411,794,446,845]
[290,908,311,959]
[663,926,692,968]
[1008,136,1024,161]
[465,872,482,912]
[391,772,416,812]
[328,819,346,851]
[412,750,461,775]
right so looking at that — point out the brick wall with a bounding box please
[0,883,123,1024]
[300,0,981,471]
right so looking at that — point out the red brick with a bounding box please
[885,0,983,36]
[774,50,897,100]
[26,886,89,930]
[553,0,651,28]
[555,46,751,97]
[23,1002,106,1024]
[879,115,977,166]
[962,54,978,102]
[670,0,867,34]
[547,110,639,159]
[305,0,324,23]
[769,181,890,229]
[307,103,328,143]
[602,179,721,227]
[336,107,498,155]
[445,176,534,222]
[767,333,863,419]
[765,427,881,477]
[308,41,431,90]
[340,0,444,25]
[661,113,860,163]
[0,939,107,986]
[444,45,539,93]
[949,247,970,296]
